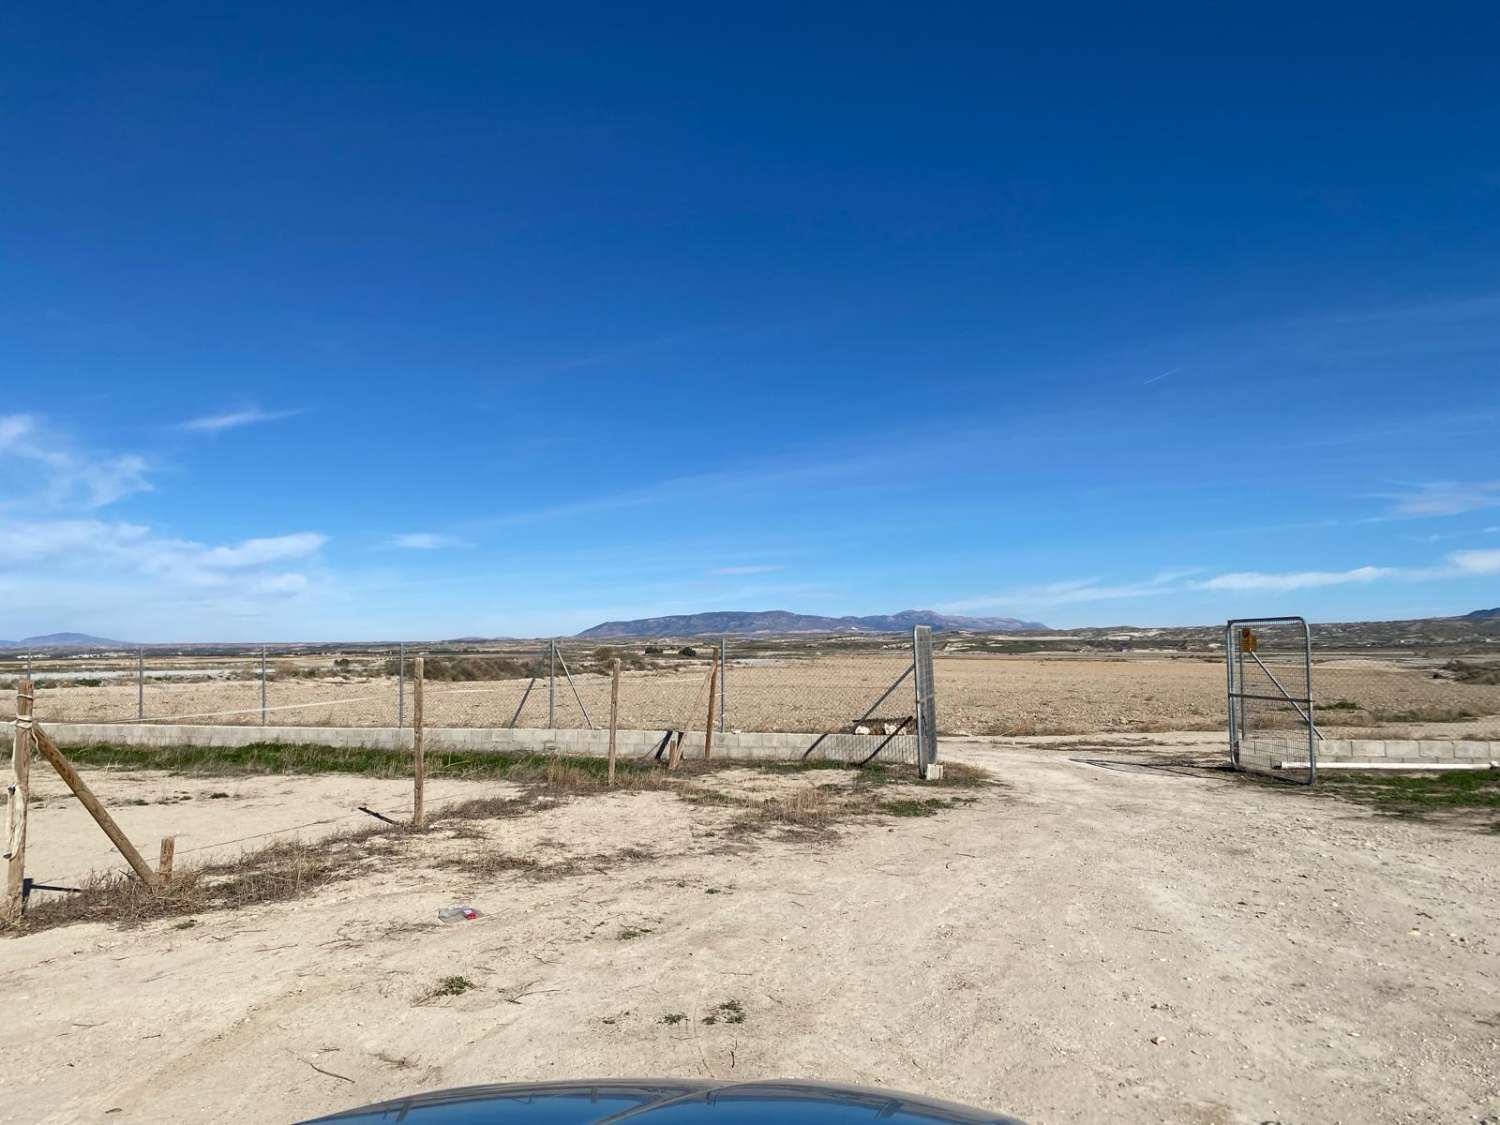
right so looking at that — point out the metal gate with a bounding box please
[793,625,935,772]
[1226,616,1317,783]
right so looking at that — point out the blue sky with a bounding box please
[3,5,1499,641]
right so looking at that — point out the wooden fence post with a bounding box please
[667,731,684,770]
[704,651,719,761]
[31,724,158,888]
[158,836,176,883]
[3,678,34,924]
[412,657,425,830]
[608,658,620,786]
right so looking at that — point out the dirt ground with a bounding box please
[13,652,1500,736]
[4,736,1498,1125]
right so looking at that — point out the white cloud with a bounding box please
[1209,551,1500,591]
[0,413,335,637]
[179,406,300,433]
[0,413,152,509]
[945,547,1500,615]
[0,520,325,588]
[1197,565,1397,593]
[939,570,1195,611]
[708,564,785,576]
[1448,549,1500,576]
[250,573,311,596]
[0,415,34,451]
[387,532,470,550]
[1377,481,1500,519]
[196,533,327,569]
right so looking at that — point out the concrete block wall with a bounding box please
[1243,735,1498,766]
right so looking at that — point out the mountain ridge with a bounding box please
[0,632,133,649]
[576,609,1046,639]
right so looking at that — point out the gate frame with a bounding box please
[913,625,938,779]
[1225,615,1317,784]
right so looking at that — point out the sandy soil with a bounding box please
[3,737,1497,1124]
[12,654,1500,736]
[19,770,491,882]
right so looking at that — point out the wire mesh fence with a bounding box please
[0,647,404,728]
[5,628,1498,747]
[0,636,929,767]
[1309,654,1500,731]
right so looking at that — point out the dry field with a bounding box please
[3,734,1498,1124]
[10,651,1500,736]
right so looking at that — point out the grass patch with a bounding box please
[1318,768,1500,817]
[59,742,683,789]
[878,798,946,817]
[702,998,744,1025]
[661,1012,686,1025]
[1367,707,1479,724]
[1248,767,1500,833]
[618,926,654,940]
[61,742,993,796]
[728,772,991,838]
[445,850,569,881]
[742,789,835,830]
[763,759,989,789]
[15,821,403,933]
[427,975,475,999]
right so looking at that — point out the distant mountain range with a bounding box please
[0,633,131,650]
[8,609,1495,646]
[576,609,1046,639]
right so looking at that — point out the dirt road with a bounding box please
[3,735,1496,1124]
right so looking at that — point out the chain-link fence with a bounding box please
[1309,652,1500,731]
[405,636,926,766]
[0,647,404,728]
[6,627,1498,746]
[0,635,933,767]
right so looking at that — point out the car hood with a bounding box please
[302,1078,1025,1124]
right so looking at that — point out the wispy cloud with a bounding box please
[386,532,470,550]
[944,548,1500,611]
[1197,565,1397,592]
[0,413,152,509]
[708,564,785,576]
[0,411,331,634]
[179,406,300,433]
[1374,481,1500,519]
[939,570,1196,611]
[1446,548,1500,576]
[464,453,887,533]
[0,519,326,593]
